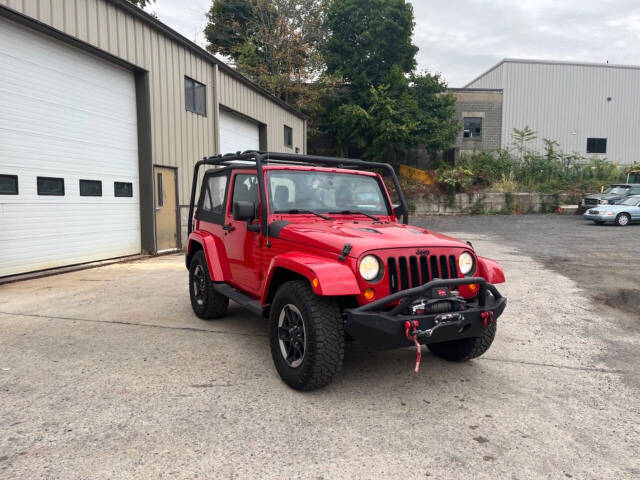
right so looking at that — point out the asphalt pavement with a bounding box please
[0,215,639,479]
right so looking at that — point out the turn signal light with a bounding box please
[312,278,319,288]
[363,288,375,301]
[459,283,479,299]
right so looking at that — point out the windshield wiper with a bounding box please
[329,210,379,221]
[274,209,333,220]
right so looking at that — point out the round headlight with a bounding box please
[359,255,381,281]
[458,252,475,276]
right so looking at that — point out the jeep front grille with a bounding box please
[387,254,458,293]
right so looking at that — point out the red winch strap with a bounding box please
[481,311,494,329]
[404,320,422,374]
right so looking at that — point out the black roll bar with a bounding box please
[187,151,410,236]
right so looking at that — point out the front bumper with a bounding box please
[345,277,506,350]
[583,212,616,223]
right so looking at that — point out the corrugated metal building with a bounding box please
[465,58,640,166]
[0,0,307,278]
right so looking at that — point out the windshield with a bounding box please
[267,170,390,216]
[604,186,629,194]
[620,197,640,206]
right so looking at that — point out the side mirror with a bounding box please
[393,204,404,217]
[233,201,256,221]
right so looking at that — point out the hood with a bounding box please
[584,193,623,200]
[587,204,629,212]
[271,218,469,257]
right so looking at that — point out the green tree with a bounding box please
[320,0,458,162]
[127,0,155,8]
[323,0,417,92]
[205,0,328,110]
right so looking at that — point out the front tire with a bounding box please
[427,322,496,361]
[615,213,630,227]
[269,281,344,390]
[189,250,229,319]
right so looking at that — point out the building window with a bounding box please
[37,177,65,196]
[586,138,607,154]
[284,125,293,148]
[157,173,163,207]
[79,179,102,197]
[0,174,18,195]
[114,182,133,197]
[463,117,482,138]
[185,77,206,116]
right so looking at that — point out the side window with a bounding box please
[0,174,18,195]
[232,174,259,208]
[202,175,228,214]
[37,177,65,196]
[79,179,102,197]
[630,187,640,195]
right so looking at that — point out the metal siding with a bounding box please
[501,62,640,165]
[1,0,305,205]
[218,70,305,154]
[468,60,640,165]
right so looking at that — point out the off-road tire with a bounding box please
[615,213,630,227]
[269,280,344,390]
[189,250,229,319]
[427,321,497,361]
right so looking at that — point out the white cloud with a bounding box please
[150,0,640,86]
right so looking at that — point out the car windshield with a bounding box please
[267,170,390,216]
[604,186,629,194]
[619,197,640,206]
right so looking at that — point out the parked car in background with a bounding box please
[584,195,640,226]
[580,184,640,209]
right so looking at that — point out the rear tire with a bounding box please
[615,213,630,227]
[427,322,496,361]
[269,280,344,390]
[189,251,229,319]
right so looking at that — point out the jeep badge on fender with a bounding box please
[185,152,507,390]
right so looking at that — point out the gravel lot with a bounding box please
[1,215,639,479]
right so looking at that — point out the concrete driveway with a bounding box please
[1,223,639,479]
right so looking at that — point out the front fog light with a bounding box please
[458,252,475,276]
[359,255,381,281]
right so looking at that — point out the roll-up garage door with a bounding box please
[0,18,141,277]
[219,108,260,154]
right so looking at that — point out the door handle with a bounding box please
[222,224,235,232]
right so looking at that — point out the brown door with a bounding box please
[154,166,178,251]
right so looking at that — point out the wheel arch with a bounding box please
[261,252,361,305]
[186,232,229,281]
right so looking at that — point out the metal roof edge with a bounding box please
[109,0,308,120]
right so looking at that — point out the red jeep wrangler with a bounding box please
[186,152,506,390]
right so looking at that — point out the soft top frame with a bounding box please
[188,151,409,236]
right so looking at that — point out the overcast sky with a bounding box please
[150,0,640,87]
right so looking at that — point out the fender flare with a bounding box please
[186,231,229,282]
[477,256,505,284]
[261,251,361,304]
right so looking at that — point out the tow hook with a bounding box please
[404,313,465,374]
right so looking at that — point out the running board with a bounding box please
[213,283,266,317]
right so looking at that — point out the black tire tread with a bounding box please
[427,321,496,361]
[189,251,229,319]
[270,280,344,390]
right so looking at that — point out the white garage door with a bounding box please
[219,109,260,154]
[0,19,140,277]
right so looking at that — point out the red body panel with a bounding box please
[260,251,360,304]
[188,230,229,281]
[477,256,506,284]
